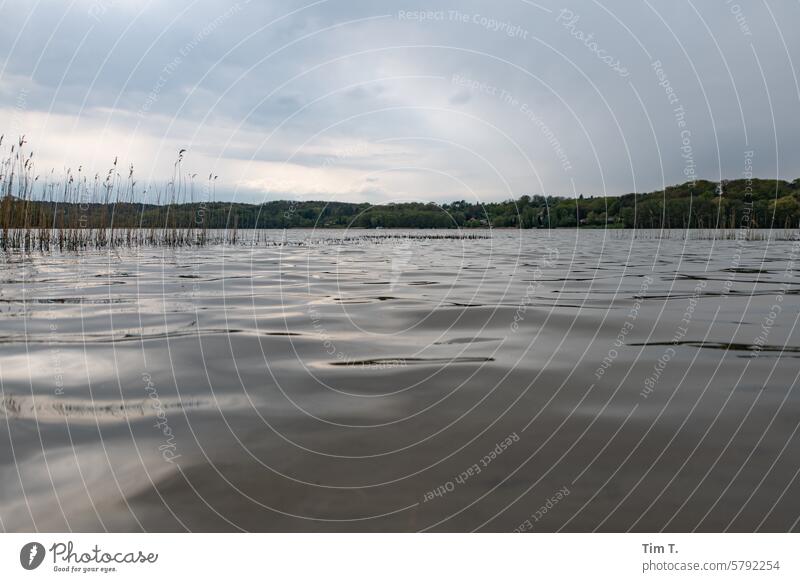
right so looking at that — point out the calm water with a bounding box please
[1,229,799,532]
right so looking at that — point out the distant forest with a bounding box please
[4,178,800,230]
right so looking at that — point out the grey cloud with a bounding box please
[0,0,798,202]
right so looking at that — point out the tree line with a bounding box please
[5,178,800,230]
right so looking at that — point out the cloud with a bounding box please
[0,0,798,202]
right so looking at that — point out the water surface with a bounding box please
[1,229,799,531]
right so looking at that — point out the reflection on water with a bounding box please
[1,229,799,532]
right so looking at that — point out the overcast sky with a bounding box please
[1,0,798,204]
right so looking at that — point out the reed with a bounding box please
[0,138,231,251]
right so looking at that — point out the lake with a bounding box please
[1,228,799,531]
